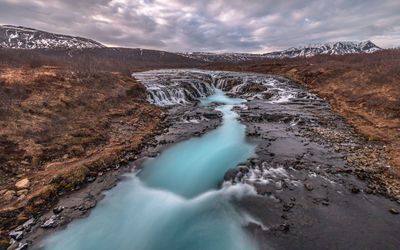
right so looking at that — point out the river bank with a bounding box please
[4,69,400,249]
[0,68,164,248]
[8,101,223,249]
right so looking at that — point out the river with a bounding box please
[41,89,259,250]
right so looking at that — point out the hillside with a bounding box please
[0,68,164,243]
[0,25,104,49]
[178,41,382,62]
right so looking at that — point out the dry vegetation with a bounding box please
[0,66,163,244]
[0,47,204,245]
[204,49,400,191]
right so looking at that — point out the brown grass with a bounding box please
[0,67,162,239]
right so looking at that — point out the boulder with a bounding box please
[15,179,30,190]
[15,243,28,250]
[223,169,238,181]
[16,189,28,196]
[9,230,23,240]
[22,218,35,231]
[304,183,313,191]
[53,206,64,214]
[4,190,16,201]
[41,215,60,228]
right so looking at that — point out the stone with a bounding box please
[4,190,16,201]
[9,230,23,240]
[22,218,35,231]
[17,189,28,196]
[15,243,28,250]
[304,183,313,191]
[278,223,290,232]
[17,194,26,202]
[15,179,30,190]
[41,215,60,228]
[53,206,64,214]
[322,201,329,206]
[223,169,238,181]
[389,208,399,215]
[351,187,360,194]
[6,243,18,250]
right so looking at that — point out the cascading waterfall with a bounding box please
[133,69,317,106]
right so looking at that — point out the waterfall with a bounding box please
[133,69,319,106]
[134,70,215,106]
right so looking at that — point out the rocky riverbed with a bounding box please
[8,69,400,250]
[230,82,400,249]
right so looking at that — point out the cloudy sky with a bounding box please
[0,0,399,52]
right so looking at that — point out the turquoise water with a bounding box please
[42,90,258,250]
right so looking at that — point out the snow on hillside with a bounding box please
[0,25,104,49]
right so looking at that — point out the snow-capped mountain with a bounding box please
[177,52,262,62]
[179,41,382,62]
[0,25,104,49]
[262,41,382,58]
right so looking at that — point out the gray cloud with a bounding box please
[0,0,399,52]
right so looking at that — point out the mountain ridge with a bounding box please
[0,25,104,49]
[0,25,383,62]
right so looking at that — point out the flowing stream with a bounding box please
[42,89,259,250]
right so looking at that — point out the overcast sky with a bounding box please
[0,0,399,53]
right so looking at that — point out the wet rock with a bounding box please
[282,203,295,212]
[278,223,290,232]
[389,208,399,215]
[304,183,313,191]
[41,215,60,228]
[22,218,35,231]
[223,169,238,181]
[53,206,64,214]
[15,178,30,190]
[238,165,249,173]
[7,242,18,250]
[87,177,96,182]
[9,230,23,240]
[80,200,96,211]
[351,187,360,194]
[15,243,28,250]
[203,113,221,119]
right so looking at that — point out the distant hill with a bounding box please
[0,25,383,65]
[0,25,104,49]
[178,41,382,62]
[262,41,382,58]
